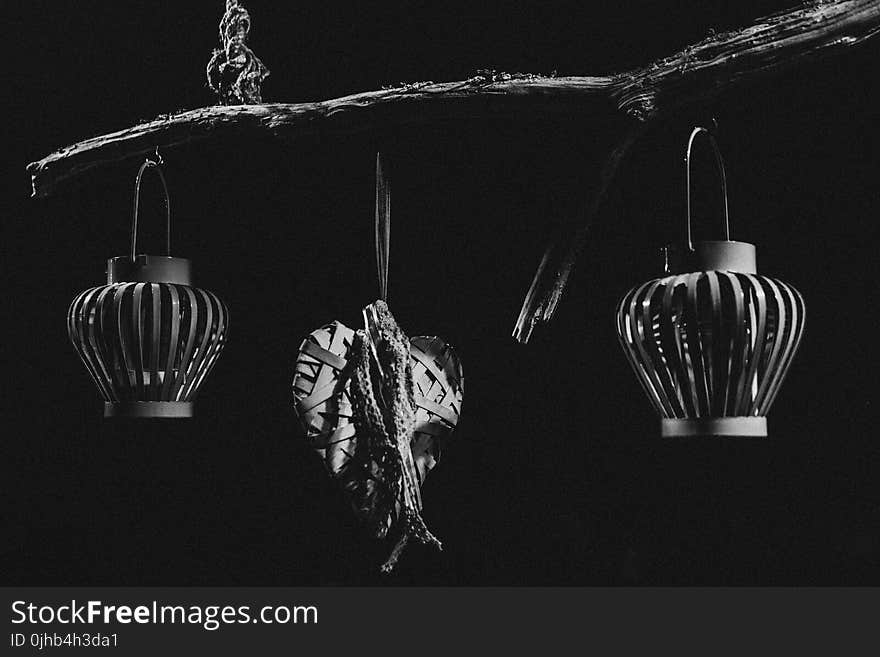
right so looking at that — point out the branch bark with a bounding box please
[26,0,880,339]
[27,75,617,198]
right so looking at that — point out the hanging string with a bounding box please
[375,151,391,301]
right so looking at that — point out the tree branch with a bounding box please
[513,125,646,343]
[27,75,617,199]
[25,1,880,338]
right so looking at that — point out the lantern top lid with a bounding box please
[106,254,192,285]
[663,240,757,275]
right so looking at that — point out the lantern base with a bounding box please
[661,417,767,437]
[104,401,193,418]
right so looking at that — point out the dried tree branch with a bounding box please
[26,1,880,339]
[513,125,646,343]
[27,75,616,198]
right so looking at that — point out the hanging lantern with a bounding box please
[67,157,229,418]
[616,127,805,437]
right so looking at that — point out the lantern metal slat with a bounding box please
[116,285,135,389]
[70,288,113,400]
[162,285,180,399]
[96,285,124,393]
[753,276,786,410]
[735,275,766,415]
[616,127,805,438]
[685,274,710,415]
[759,281,806,414]
[67,158,229,418]
[149,284,161,391]
[655,281,685,415]
[635,281,679,416]
[87,288,118,401]
[185,288,227,399]
[173,286,200,397]
[723,272,745,415]
[132,283,145,396]
[707,271,724,414]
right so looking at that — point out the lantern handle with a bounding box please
[375,151,391,302]
[131,153,171,260]
[685,126,730,250]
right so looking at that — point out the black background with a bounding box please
[3,0,879,585]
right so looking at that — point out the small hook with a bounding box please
[146,146,163,166]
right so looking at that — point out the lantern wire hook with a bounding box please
[375,151,391,302]
[685,126,730,250]
[131,152,171,260]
